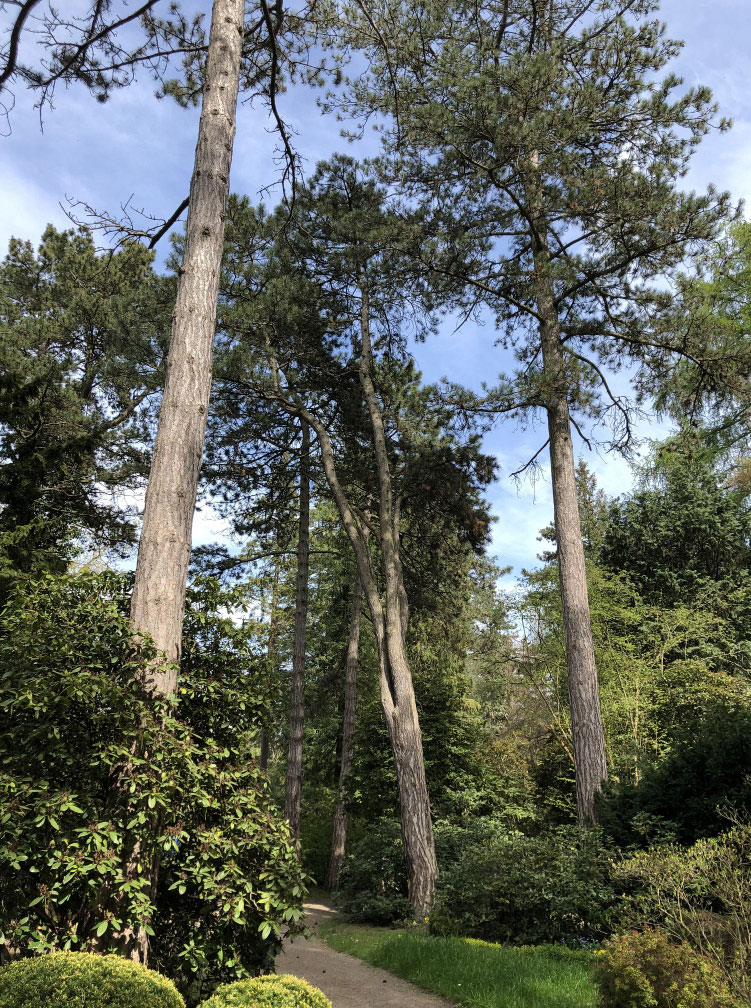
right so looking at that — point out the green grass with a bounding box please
[317,919,598,1008]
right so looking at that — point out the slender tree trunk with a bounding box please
[354,283,438,916]
[327,569,363,891]
[303,413,437,914]
[527,165,608,824]
[263,339,437,914]
[285,421,310,842]
[129,0,245,696]
[118,0,244,964]
[261,557,282,770]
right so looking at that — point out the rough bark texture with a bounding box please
[327,570,363,890]
[119,0,244,963]
[261,558,282,771]
[264,291,438,914]
[528,166,609,824]
[128,0,244,697]
[309,413,437,913]
[285,420,310,842]
[355,285,437,915]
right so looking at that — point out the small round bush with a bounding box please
[594,931,740,1008]
[0,950,185,1008]
[200,974,331,1008]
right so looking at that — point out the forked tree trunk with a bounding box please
[285,420,310,842]
[264,296,438,913]
[327,569,363,890]
[122,0,244,964]
[356,285,437,915]
[129,0,245,696]
[528,166,608,824]
[302,414,437,914]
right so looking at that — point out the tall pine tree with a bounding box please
[338,0,732,822]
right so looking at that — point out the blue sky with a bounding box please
[2,0,750,582]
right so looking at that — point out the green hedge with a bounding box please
[199,974,330,1008]
[0,951,185,1008]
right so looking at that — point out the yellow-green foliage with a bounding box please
[200,974,331,1008]
[594,931,739,1008]
[0,951,185,1008]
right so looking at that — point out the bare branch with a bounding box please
[0,0,41,89]
[509,437,550,479]
[63,193,190,250]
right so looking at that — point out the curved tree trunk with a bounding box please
[354,284,438,915]
[327,569,363,890]
[262,320,437,914]
[527,159,608,824]
[285,420,310,842]
[301,412,437,914]
[129,0,244,696]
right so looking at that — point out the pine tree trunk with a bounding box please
[541,324,608,823]
[327,569,363,890]
[261,558,282,771]
[527,169,609,824]
[128,0,245,697]
[381,645,438,917]
[118,0,244,964]
[273,324,438,914]
[356,283,438,916]
[285,420,310,842]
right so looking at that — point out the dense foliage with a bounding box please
[334,817,618,943]
[593,931,739,1008]
[0,228,167,590]
[0,951,185,1008]
[199,975,331,1008]
[431,822,618,945]
[618,825,751,1003]
[599,706,751,846]
[2,0,751,997]
[0,573,304,1002]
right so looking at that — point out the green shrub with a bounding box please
[0,950,185,1008]
[338,891,412,925]
[431,820,619,944]
[594,931,739,1008]
[598,705,751,848]
[617,825,751,1004]
[0,574,305,1002]
[199,974,331,1007]
[336,819,411,924]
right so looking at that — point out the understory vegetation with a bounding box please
[1,1,751,1007]
[318,920,598,1008]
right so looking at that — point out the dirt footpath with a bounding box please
[274,899,455,1008]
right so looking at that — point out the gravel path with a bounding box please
[274,899,456,1008]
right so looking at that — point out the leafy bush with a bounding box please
[336,819,411,924]
[599,705,751,847]
[617,825,751,1003]
[199,974,331,1007]
[431,821,619,944]
[337,891,412,926]
[0,573,305,1003]
[0,950,185,1008]
[336,817,619,938]
[593,931,739,1008]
